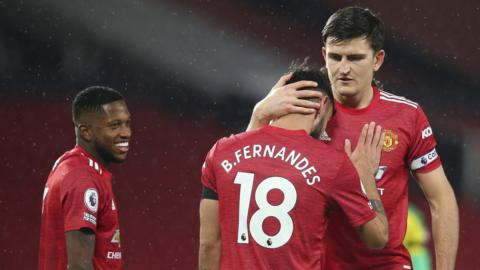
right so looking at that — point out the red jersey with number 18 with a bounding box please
[324,87,442,270]
[201,125,376,269]
[38,145,122,270]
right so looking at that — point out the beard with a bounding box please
[310,116,327,140]
[94,140,126,164]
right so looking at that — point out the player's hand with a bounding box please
[252,73,322,124]
[344,122,385,178]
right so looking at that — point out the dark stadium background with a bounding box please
[1,0,479,269]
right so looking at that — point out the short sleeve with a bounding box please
[407,106,442,173]
[329,157,376,227]
[201,141,220,193]
[61,172,100,233]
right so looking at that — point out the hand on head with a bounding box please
[254,73,324,122]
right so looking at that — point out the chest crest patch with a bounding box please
[383,129,399,152]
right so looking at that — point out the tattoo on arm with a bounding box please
[369,199,386,216]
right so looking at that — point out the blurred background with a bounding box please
[0,0,479,269]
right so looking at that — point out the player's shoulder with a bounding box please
[213,127,264,152]
[316,143,353,173]
[315,144,351,176]
[53,148,105,182]
[378,89,422,112]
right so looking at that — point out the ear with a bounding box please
[77,123,93,142]
[322,47,327,61]
[315,95,329,119]
[373,49,385,72]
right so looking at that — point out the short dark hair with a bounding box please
[322,6,385,52]
[72,86,124,123]
[287,59,335,115]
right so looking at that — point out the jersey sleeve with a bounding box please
[329,156,376,227]
[201,140,220,193]
[407,105,442,173]
[61,170,101,233]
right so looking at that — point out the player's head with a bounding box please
[73,86,131,165]
[322,6,384,53]
[286,60,334,139]
[321,7,385,99]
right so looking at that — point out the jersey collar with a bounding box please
[263,125,309,137]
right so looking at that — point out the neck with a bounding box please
[270,113,314,134]
[77,139,110,168]
[334,85,374,109]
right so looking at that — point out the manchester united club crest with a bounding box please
[383,129,399,152]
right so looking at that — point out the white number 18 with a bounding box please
[234,172,297,249]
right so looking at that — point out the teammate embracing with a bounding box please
[199,64,388,269]
[249,7,459,270]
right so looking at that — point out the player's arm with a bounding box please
[414,167,458,270]
[65,228,95,270]
[345,122,389,249]
[199,188,221,270]
[355,184,388,249]
[246,73,322,131]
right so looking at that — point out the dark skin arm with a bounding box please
[198,199,221,270]
[65,228,95,270]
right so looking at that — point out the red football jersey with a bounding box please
[201,125,376,269]
[38,146,122,270]
[324,87,441,270]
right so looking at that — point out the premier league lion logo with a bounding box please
[84,188,99,213]
[89,192,97,208]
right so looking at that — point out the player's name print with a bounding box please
[220,144,321,186]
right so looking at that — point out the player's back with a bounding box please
[201,125,375,269]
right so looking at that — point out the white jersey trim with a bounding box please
[411,148,438,170]
[88,158,103,175]
[380,96,418,109]
[380,90,418,104]
[380,91,418,108]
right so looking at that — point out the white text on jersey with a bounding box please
[221,144,320,186]
[421,126,433,139]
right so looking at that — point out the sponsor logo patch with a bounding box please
[83,212,97,225]
[375,166,387,181]
[411,148,438,170]
[382,130,399,152]
[421,157,428,164]
[84,188,99,213]
[107,251,122,260]
[422,126,433,139]
[319,131,331,141]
